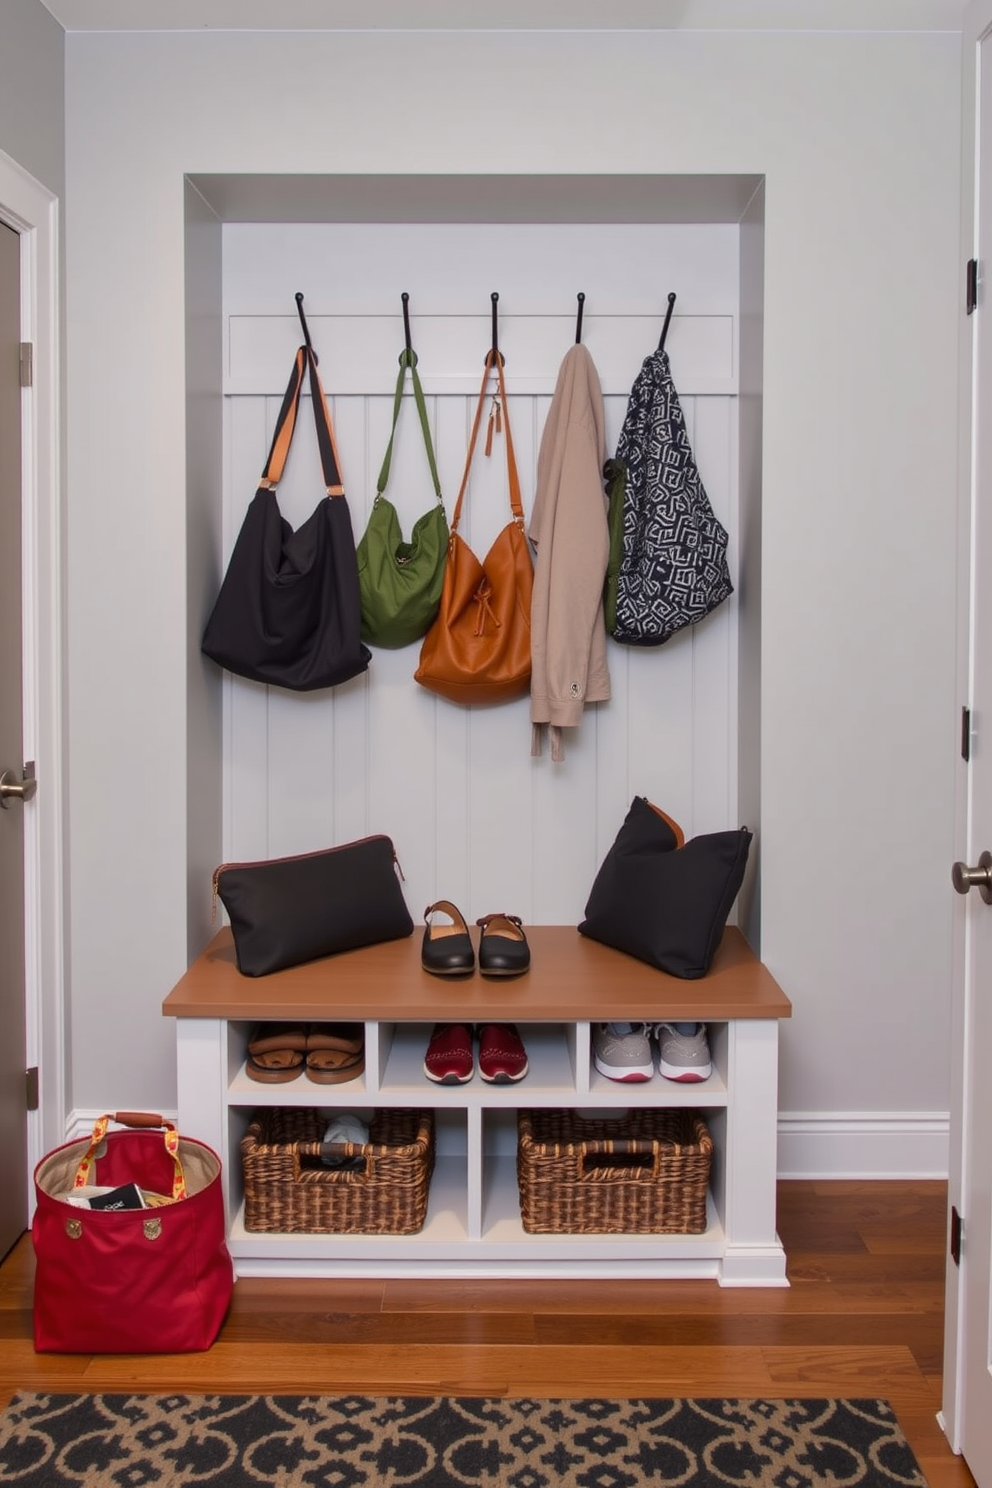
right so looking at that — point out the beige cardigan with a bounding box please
[529,343,611,762]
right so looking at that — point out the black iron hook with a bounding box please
[658,292,676,352]
[401,291,413,355]
[575,292,585,345]
[489,291,504,366]
[295,292,317,363]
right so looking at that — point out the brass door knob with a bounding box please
[951,850,992,904]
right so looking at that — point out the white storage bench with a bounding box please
[162,924,791,1286]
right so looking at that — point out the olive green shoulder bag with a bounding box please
[357,344,449,649]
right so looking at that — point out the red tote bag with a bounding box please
[32,1112,233,1354]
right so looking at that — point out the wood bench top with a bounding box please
[162,925,791,1023]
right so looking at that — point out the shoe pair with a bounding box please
[592,1021,712,1084]
[421,901,530,979]
[424,1022,529,1085]
[246,1022,364,1085]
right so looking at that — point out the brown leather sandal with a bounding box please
[307,1023,363,1056]
[305,1048,365,1085]
[246,1023,308,1083]
[305,1023,365,1084]
[246,1048,306,1083]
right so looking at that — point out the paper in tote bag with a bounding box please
[414,349,534,704]
[32,1112,233,1353]
[201,336,371,691]
[357,345,449,648]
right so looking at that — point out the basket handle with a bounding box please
[71,1113,187,1200]
[577,1141,661,1182]
[297,1142,373,1182]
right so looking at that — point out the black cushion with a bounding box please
[578,796,752,979]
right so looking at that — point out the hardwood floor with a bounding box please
[0,1180,975,1487]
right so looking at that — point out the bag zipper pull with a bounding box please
[211,867,221,924]
[393,848,406,882]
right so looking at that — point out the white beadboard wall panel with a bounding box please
[690,394,738,839]
[220,395,741,917]
[323,393,375,852]
[218,220,742,927]
[431,684,472,916]
[626,631,696,829]
[221,396,270,871]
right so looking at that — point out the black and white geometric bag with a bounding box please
[606,347,733,646]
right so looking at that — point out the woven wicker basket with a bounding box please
[517,1107,712,1234]
[241,1107,435,1235]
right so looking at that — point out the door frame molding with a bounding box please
[0,145,66,1198]
[941,0,992,1454]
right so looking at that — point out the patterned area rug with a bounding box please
[0,1393,927,1487]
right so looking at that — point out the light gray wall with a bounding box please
[0,0,63,198]
[61,25,962,1170]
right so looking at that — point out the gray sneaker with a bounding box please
[655,1023,712,1083]
[593,1022,654,1082]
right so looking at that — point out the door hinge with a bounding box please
[25,1066,38,1112]
[968,259,979,315]
[951,1204,963,1266]
[19,341,32,388]
[962,705,972,762]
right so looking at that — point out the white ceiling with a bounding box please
[37,0,967,31]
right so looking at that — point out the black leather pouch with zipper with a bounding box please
[213,835,413,976]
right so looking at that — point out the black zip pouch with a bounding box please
[213,835,413,977]
[578,797,752,979]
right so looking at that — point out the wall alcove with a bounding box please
[182,172,765,964]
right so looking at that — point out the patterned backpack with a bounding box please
[604,347,733,646]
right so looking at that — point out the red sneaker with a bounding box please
[424,1023,474,1085]
[478,1023,529,1084]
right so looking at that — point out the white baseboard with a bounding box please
[777,1111,949,1179]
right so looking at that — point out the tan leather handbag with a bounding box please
[414,349,533,705]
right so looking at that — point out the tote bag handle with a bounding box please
[260,344,346,498]
[374,348,444,507]
[71,1112,187,1200]
[449,348,525,536]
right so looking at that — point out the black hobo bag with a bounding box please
[201,343,371,692]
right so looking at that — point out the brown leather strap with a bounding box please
[450,349,524,535]
[260,344,345,497]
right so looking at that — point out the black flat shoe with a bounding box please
[476,913,530,978]
[422,900,476,977]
